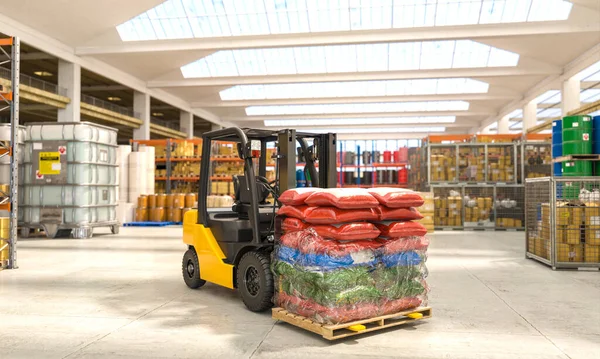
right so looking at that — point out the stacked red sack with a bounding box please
[274,187,430,324]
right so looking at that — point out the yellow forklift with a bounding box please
[182,128,337,312]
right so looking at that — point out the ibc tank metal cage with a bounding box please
[525,177,600,270]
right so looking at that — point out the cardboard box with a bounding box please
[584,244,600,263]
[565,225,581,245]
[557,243,583,263]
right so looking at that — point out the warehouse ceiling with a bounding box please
[0,1,599,138]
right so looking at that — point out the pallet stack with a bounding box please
[274,188,429,324]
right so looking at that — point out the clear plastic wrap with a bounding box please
[305,188,379,209]
[367,188,425,208]
[273,229,429,324]
[375,221,428,238]
[281,218,380,240]
[279,188,322,206]
[377,206,424,221]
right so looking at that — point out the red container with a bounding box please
[398,168,408,183]
[383,151,392,163]
[394,148,408,163]
[393,150,401,163]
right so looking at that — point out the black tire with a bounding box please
[182,248,206,289]
[237,251,274,312]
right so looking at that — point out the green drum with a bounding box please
[562,160,592,176]
[561,181,580,200]
[562,115,592,155]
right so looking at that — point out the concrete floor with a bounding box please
[0,228,599,359]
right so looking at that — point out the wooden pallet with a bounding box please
[272,306,432,340]
[553,154,600,163]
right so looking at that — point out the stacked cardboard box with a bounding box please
[430,153,456,182]
[459,155,485,182]
[583,204,600,263]
[434,195,462,227]
[534,203,600,263]
[417,191,434,233]
[211,181,234,195]
[488,155,515,182]
[464,196,493,227]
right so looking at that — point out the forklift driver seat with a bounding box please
[231,175,274,223]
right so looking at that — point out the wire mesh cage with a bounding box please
[521,143,552,181]
[458,144,486,183]
[463,185,495,228]
[495,185,525,230]
[428,144,457,183]
[526,177,600,269]
[487,143,517,183]
[433,186,463,229]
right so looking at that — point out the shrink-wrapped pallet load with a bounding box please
[273,188,429,324]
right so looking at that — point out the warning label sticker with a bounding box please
[39,152,61,175]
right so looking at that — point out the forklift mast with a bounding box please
[277,129,337,193]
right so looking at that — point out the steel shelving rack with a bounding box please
[0,36,20,269]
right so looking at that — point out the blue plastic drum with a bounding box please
[552,119,562,158]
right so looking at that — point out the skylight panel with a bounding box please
[306,127,446,134]
[264,116,456,127]
[507,109,523,118]
[581,89,600,103]
[181,40,519,78]
[578,60,600,81]
[220,79,489,100]
[118,0,572,41]
[246,101,470,116]
[534,90,561,104]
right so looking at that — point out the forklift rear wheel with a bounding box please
[182,248,206,289]
[237,251,273,312]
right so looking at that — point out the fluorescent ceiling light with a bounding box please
[117,0,572,41]
[107,96,121,102]
[220,79,489,101]
[264,116,456,127]
[182,40,519,78]
[152,112,164,117]
[246,101,470,116]
[304,127,446,134]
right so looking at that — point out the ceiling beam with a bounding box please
[81,85,129,92]
[20,52,55,60]
[152,67,559,88]
[224,110,493,121]
[478,42,600,131]
[0,12,225,127]
[75,21,600,55]
[192,93,520,107]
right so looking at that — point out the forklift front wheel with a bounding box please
[237,251,274,312]
[182,248,206,289]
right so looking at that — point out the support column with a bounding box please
[179,111,193,139]
[498,115,510,134]
[133,91,150,140]
[57,59,81,123]
[562,76,581,115]
[522,100,537,132]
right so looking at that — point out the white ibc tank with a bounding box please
[0,124,25,185]
[20,122,118,226]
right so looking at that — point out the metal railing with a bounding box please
[0,67,66,96]
[151,116,179,131]
[81,94,139,118]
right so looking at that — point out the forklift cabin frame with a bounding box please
[197,127,337,249]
